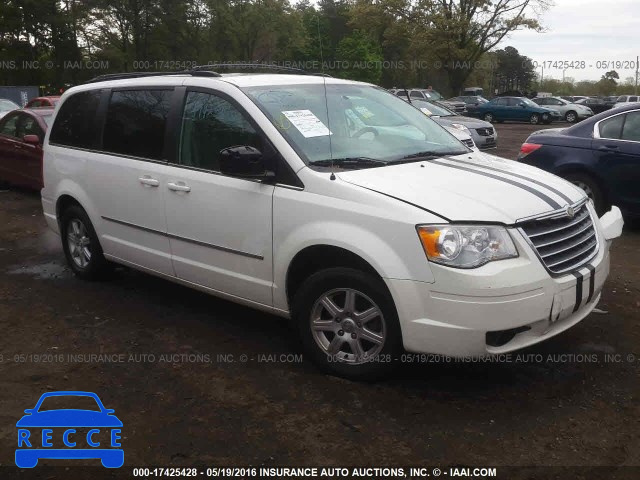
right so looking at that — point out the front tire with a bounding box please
[483,112,494,123]
[565,111,577,123]
[292,267,402,380]
[563,172,605,215]
[61,205,110,280]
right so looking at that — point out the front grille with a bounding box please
[519,203,598,275]
[475,127,494,136]
[462,138,474,148]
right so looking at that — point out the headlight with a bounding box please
[450,123,471,134]
[417,225,518,268]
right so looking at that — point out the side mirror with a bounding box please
[24,409,34,414]
[519,103,526,107]
[23,134,40,145]
[219,146,275,182]
[105,409,115,414]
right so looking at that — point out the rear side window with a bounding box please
[103,89,172,160]
[599,115,624,139]
[621,111,640,142]
[49,90,101,148]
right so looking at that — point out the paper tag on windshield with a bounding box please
[420,108,432,116]
[282,110,332,137]
[355,106,375,119]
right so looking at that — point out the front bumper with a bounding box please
[387,205,623,356]
[470,131,497,150]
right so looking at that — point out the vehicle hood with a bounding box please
[337,152,585,224]
[16,410,123,427]
[434,116,492,129]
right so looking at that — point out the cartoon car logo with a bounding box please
[16,391,123,468]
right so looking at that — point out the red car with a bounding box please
[25,96,60,108]
[0,108,54,190]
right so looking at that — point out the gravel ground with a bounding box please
[0,122,638,479]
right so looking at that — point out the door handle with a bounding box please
[167,182,191,193]
[138,176,160,187]
[598,145,619,151]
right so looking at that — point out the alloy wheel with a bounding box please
[310,288,386,364]
[67,218,92,268]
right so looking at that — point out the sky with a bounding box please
[505,0,639,83]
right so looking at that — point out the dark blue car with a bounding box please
[518,104,640,217]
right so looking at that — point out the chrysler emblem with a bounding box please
[565,205,575,218]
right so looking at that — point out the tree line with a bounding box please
[1,0,551,95]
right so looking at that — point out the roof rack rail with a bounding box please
[83,70,221,84]
[189,63,307,74]
[84,63,327,84]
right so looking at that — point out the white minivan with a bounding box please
[41,71,624,379]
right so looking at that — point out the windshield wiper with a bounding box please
[388,150,464,163]
[310,157,387,169]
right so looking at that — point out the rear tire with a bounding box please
[60,205,111,280]
[562,172,605,215]
[292,267,402,380]
[530,113,540,125]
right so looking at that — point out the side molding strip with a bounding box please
[101,216,264,260]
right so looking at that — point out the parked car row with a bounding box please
[469,96,563,124]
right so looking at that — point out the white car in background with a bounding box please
[532,96,593,123]
[42,71,623,379]
[613,95,640,108]
[0,99,20,119]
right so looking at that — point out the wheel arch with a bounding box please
[285,244,386,310]
[554,164,610,209]
[53,180,101,231]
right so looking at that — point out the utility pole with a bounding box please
[634,55,640,95]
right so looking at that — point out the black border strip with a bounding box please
[101,216,264,260]
[444,157,573,204]
[430,159,561,209]
[572,271,584,312]
[586,264,595,303]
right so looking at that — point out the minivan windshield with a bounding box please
[243,84,468,167]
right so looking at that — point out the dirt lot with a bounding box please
[0,122,638,479]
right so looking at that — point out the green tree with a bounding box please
[351,0,550,94]
[494,46,535,93]
[334,30,383,82]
